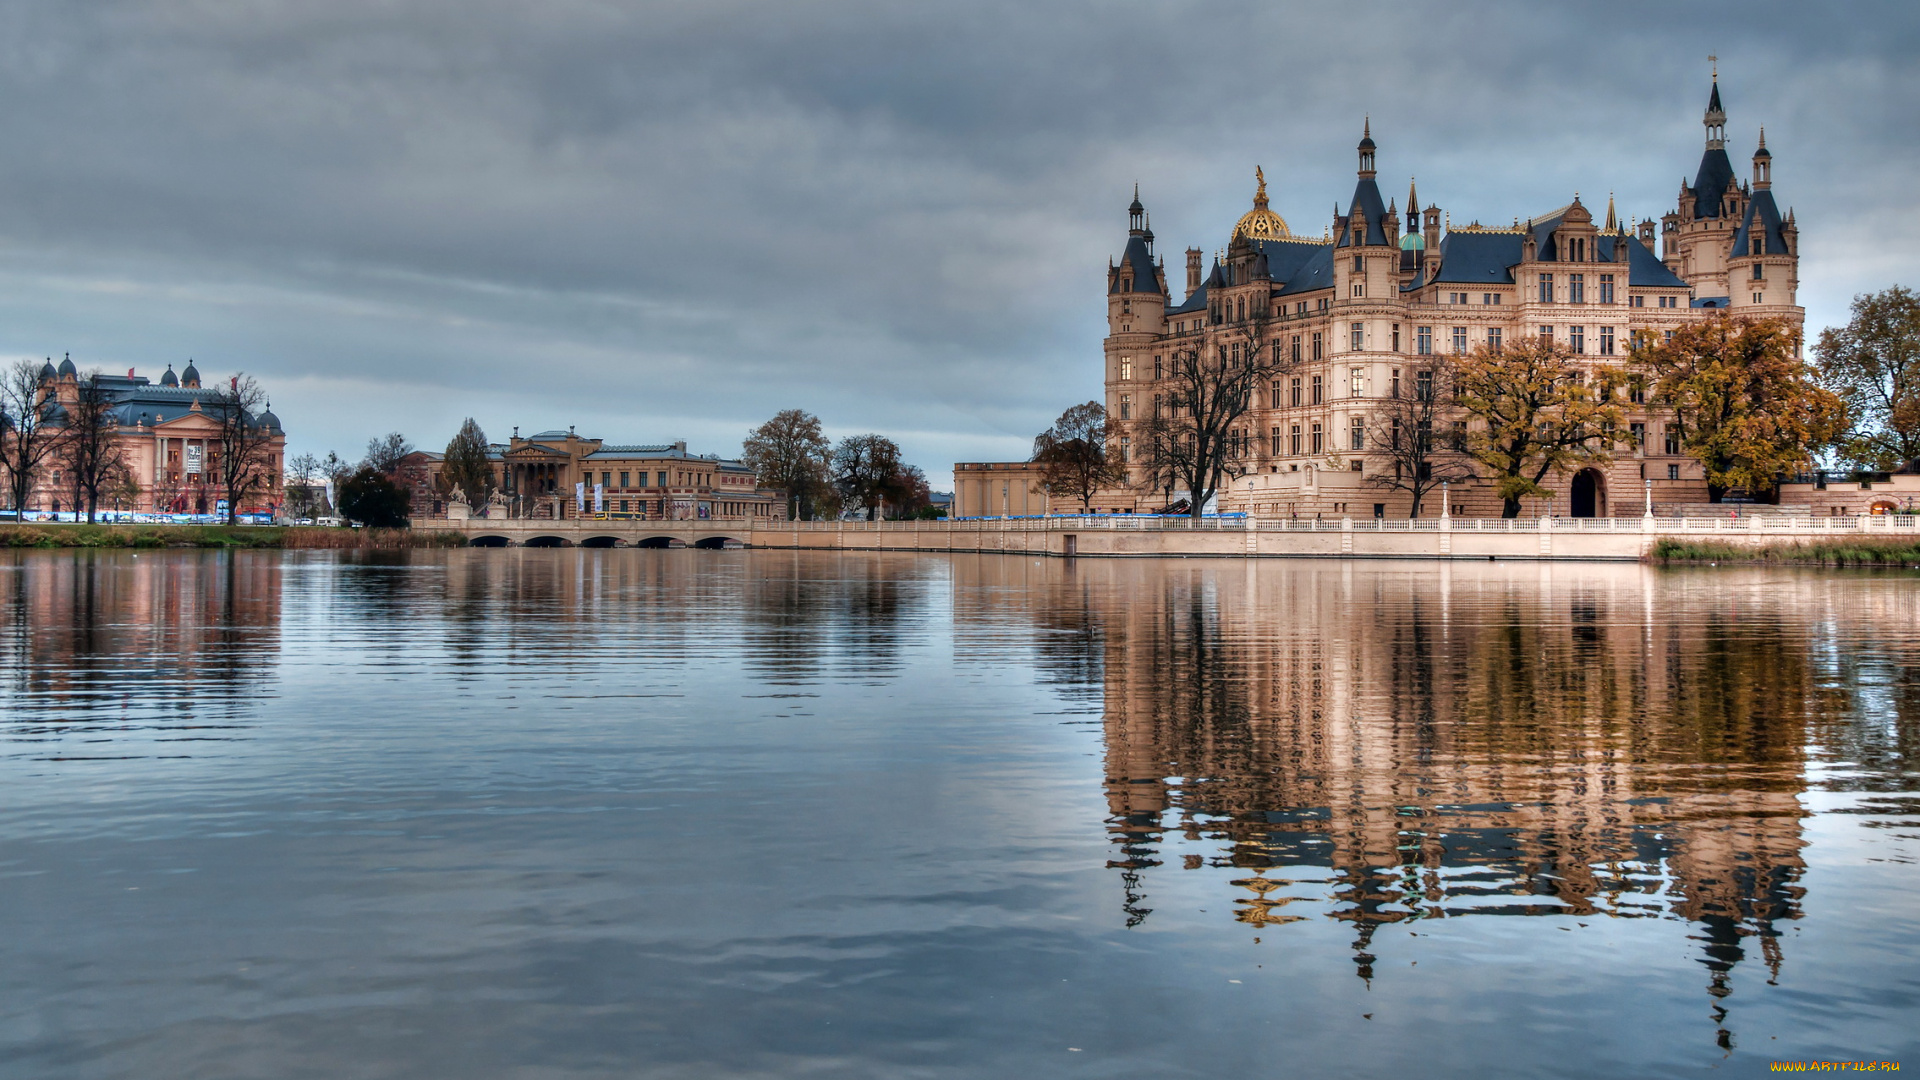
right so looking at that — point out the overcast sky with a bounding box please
[1,1,1915,487]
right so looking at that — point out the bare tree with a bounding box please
[58,371,132,523]
[1137,343,1279,517]
[1366,357,1474,518]
[206,375,281,525]
[1032,401,1126,513]
[831,433,902,520]
[362,432,413,475]
[0,360,65,518]
[743,409,830,520]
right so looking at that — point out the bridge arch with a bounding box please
[633,536,686,549]
[523,535,573,548]
[468,534,512,547]
[692,535,746,550]
[578,535,625,548]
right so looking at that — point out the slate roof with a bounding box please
[1167,278,1208,314]
[1729,188,1787,258]
[1428,228,1686,289]
[1110,235,1161,294]
[1689,147,1737,219]
[1275,243,1335,296]
[1692,296,1730,309]
[1335,178,1390,248]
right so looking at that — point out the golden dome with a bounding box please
[1233,166,1291,242]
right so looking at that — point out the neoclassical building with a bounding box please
[1094,76,1800,517]
[406,427,782,521]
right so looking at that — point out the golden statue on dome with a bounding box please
[1233,166,1292,242]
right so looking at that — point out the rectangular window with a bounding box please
[1290,425,1302,455]
[1270,381,1283,408]
[1570,325,1585,354]
[1352,282,1366,298]
[1390,369,1401,398]
[1538,273,1553,303]
[1667,463,1680,480]
[1154,357,1163,379]
[1416,369,1434,402]
[658,471,668,487]
[1120,356,1132,380]
[601,472,611,487]
[1628,377,1645,404]
[1664,329,1675,342]
[1629,421,1646,451]
[1569,273,1585,303]
[1416,326,1432,355]
[1392,324,1401,352]
[620,471,630,488]
[1310,423,1323,455]
[1120,436,1131,462]
[1154,393,1163,418]
[1290,377,1302,406]
[1119,393,1131,420]
[1350,417,1365,451]
[1310,375,1324,405]
[1350,322,1364,350]
[1450,421,1467,451]
[1631,294,1644,308]
[1484,293,1501,304]
[1664,426,1681,455]
[1487,327,1502,352]
[1311,332,1323,361]
[1600,326,1615,355]
[619,499,630,512]
[1290,335,1302,362]
[1539,325,1554,343]
[1350,367,1364,397]
[1271,427,1282,455]
[1600,274,1615,304]
[1391,417,1403,450]
[1451,326,1467,353]
[1753,264,1765,280]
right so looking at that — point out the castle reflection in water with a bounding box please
[1043,559,1914,1019]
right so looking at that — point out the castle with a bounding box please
[1088,74,1799,518]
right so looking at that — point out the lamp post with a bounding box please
[1644,478,1653,516]
[1441,480,1450,518]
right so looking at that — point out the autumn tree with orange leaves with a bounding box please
[1453,336,1624,518]
[1635,315,1844,503]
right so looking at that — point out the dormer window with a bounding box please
[1751,235,1764,256]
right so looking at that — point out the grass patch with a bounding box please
[1651,536,1920,567]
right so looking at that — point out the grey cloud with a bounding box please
[0,0,1915,484]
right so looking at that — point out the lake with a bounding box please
[2,549,1916,1078]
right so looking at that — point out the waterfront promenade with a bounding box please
[414,512,1920,561]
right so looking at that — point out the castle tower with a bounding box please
[1107,188,1165,448]
[1726,129,1800,318]
[1334,120,1393,315]
[1664,68,1749,301]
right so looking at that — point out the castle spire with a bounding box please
[1357,118,1376,179]
[1753,127,1772,189]
[1128,183,1145,234]
[1704,57,1726,149]
[1605,191,1617,231]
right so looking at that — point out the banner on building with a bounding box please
[593,483,604,513]
[185,445,203,476]
[574,482,585,511]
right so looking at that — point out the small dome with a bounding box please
[160,364,178,387]
[180,362,200,387]
[57,355,76,377]
[1399,233,1425,250]
[38,360,56,380]
[260,407,281,432]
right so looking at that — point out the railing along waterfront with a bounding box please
[764,513,1916,534]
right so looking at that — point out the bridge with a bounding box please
[413,512,1919,561]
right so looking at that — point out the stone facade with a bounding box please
[1086,77,1801,519]
[17,360,286,517]
[409,427,783,521]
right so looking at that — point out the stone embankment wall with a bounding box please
[418,514,1920,562]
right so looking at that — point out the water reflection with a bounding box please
[1072,560,1919,1044]
[0,550,279,752]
